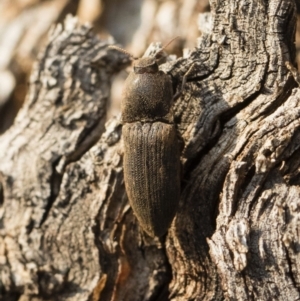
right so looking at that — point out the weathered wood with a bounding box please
[0,0,79,133]
[0,0,299,301]
[0,16,132,301]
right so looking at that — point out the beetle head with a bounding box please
[109,37,178,74]
[133,55,161,74]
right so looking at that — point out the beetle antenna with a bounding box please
[155,36,180,57]
[109,46,137,60]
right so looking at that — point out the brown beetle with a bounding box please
[111,41,181,237]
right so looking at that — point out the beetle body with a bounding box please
[122,55,180,237]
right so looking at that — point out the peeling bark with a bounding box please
[0,0,300,300]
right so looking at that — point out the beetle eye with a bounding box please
[155,51,167,65]
[155,52,163,59]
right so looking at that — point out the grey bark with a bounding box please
[0,1,299,301]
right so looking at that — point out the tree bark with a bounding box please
[0,0,299,301]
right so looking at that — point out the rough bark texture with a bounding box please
[0,0,300,301]
[0,0,81,133]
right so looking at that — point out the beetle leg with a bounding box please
[173,63,195,101]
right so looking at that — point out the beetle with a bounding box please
[110,40,183,237]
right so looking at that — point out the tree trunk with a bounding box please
[0,0,299,300]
